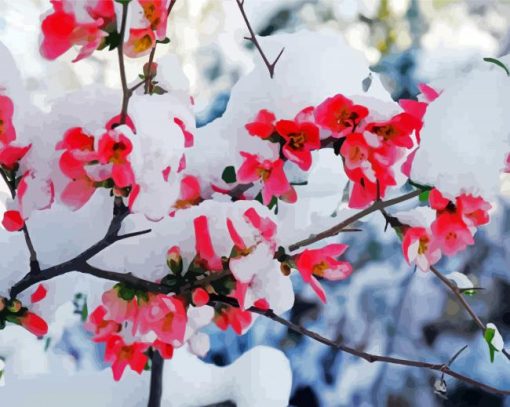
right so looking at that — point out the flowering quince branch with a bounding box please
[288,188,425,252]
[117,2,130,125]
[9,207,151,299]
[208,294,510,396]
[235,0,285,78]
[147,349,165,407]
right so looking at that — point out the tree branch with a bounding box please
[235,0,284,78]
[147,349,164,407]
[117,1,131,125]
[288,188,424,252]
[429,265,510,360]
[209,294,510,396]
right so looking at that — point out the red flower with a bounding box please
[97,129,135,188]
[429,188,450,211]
[314,94,368,135]
[174,175,201,209]
[192,288,210,307]
[0,95,16,144]
[124,28,156,58]
[237,153,294,205]
[20,312,48,337]
[2,210,24,232]
[104,336,149,381]
[245,109,276,139]
[85,305,121,342]
[456,194,491,227]
[431,212,474,256]
[214,306,252,335]
[402,227,441,271]
[40,1,109,62]
[365,112,420,149]
[0,144,31,171]
[153,340,174,359]
[139,0,169,39]
[275,119,320,170]
[243,207,277,244]
[194,215,223,271]
[295,244,352,303]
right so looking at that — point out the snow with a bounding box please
[0,346,292,407]
[412,59,510,200]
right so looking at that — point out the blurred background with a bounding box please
[2,0,510,406]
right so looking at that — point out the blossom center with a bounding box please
[312,261,329,277]
[288,132,305,150]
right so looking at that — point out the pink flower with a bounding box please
[431,212,474,256]
[85,305,121,342]
[243,207,277,245]
[0,95,16,144]
[314,94,369,135]
[137,294,187,345]
[245,109,276,139]
[104,336,149,381]
[402,227,441,271]
[97,129,135,188]
[456,194,491,227]
[40,1,110,62]
[153,339,174,359]
[124,28,156,58]
[102,287,138,324]
[275,119,320,170]
[19,312,48,337]
[2,210,24,232]
[237,153,294,205]
[295,244,352,303]
[194,215,223,271]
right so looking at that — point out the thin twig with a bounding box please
[289,189,424,252]
[209,294,510,396]
[117,1,130,124]
[235,0,284,78]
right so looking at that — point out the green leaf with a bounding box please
[118,285,136,301]
[221,166,237,184]
[81,301,88,322]
[114,0,132,4]
[483,57,510,77]
[156,37,171,44]
[44,337,52,352]
[484,328,498,363]
[151,85,168,95]
[418,190,430,202]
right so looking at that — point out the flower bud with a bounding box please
[280,262,291,276]
[7,299,21,313]
[166,246,183,275]
[191,288,210,307]
[20,312,48,337]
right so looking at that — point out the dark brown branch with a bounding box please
[9,208,151,299]
[235,0,284,78]
[147,349,165,407]
[0,168,40,272]
[288,189,423,252]
[117,1,130,125]
[429,265,510,360]
[209,294,510,396]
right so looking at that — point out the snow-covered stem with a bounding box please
[235,0,284,78]
[288,188,425,252]
[9,208,151,299]
[147,350,164,407]
[209,294,510,396]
